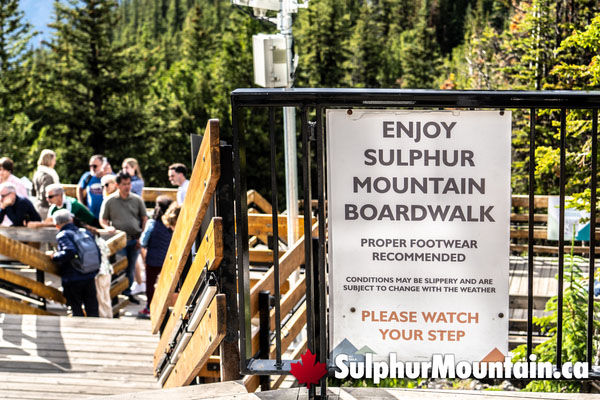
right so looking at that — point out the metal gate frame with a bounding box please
[231,88,600,395]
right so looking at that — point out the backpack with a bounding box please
[65,228,101,274]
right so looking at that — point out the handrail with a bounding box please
[62,184,178,203]
[150,119,221,334]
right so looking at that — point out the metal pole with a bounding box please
[259,290,272,391]
[280,3,299,246]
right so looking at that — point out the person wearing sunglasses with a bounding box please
[0,182,41,227]
[77,155,106,219]
[43,183,99,228]
[101,174,117,197]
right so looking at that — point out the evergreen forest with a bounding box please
[1,0,600,195]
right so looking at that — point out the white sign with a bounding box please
[327,109,511,363]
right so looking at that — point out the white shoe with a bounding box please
[131,282,146,295]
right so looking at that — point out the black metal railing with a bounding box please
[231,89,600,397]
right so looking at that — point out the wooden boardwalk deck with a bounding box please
[509,255,590,312]
[86,383,600,399]
[0,313,159,399]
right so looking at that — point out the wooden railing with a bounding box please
[510,195,599,254]
[0,228,128,316]
[150,119,228,388]
[62,184,178,203]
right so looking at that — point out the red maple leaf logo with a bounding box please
[290,349,327,389]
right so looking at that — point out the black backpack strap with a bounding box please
[83,173,93,188]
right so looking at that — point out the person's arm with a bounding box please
[77,174,87,204]
[27,220,54,228]
[140,219,155,248]
[137,197,148,231]
[99,199,115,231]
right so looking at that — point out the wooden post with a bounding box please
[216,143,241,381]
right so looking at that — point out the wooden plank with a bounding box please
[249,248,286,264]
[140,187,178,203]
[0,348,155,363]
[250,300,307,357]
[510,244,596,255]
[112,295,130,316]
[250,222,317,319]
[510,229,547,239]
[0,329,158,343]
[110,275,130,298]
[0,227,122,244]
[150,119,220,334]
[243,374,260,393]
[270,275,305,331]
[113,256,128,275]
[248,276,305,355]
[0,268,66,304]
[0,389,82,400]
[0,341,156,354]
[0,296,54,315]
[0,234,59,275]
[163,294,226,388]
[509,294,551,310]
[197,355,221,379]
[63,183,178,203]
[269,303,306,358]
[153,218,223,370]
[0,371,156,384]
[0,381,150,394]
[272,337,307,390]
[511,228,600,240]
[248,214,315,238]
[511,195,548,208]
[0,313,150,328]
[246,190,272,214]
[106,231,127,256]
[510,213,548,222]
[0,227,60,243]
[80,381,249,400]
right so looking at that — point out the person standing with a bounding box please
[77,155,105,218]
[32,149,60,220]
[99,171,147,303]
[122,158,144,196]
[0,157,27,197]
[168,163,189,204]
[50,209,99,317]
[0,183,41,227]
[138,196,180,318]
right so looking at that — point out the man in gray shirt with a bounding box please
[100,171,147,303]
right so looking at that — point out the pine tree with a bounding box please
[375,0,419,87]
[0,0,37,175]
[295,0,350,87]
[344,2,383,87]
[399,1,442,88]
[0,0,35,114]
[39,0,148,183]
